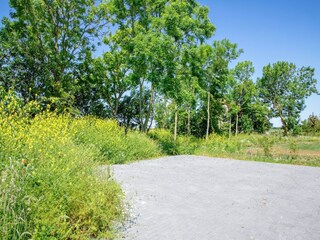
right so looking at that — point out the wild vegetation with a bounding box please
[1,0,317,138]
[0,89,162,239]
[148,129,320,167]
[0,0,319,239]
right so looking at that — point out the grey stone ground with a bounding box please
[111,156,320,240]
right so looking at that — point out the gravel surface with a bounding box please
[110,155,320,240]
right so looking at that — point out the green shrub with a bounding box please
[0,89,164,239]
[288,138,298,158]
[148,129,178,155]
[196,134,245,156]
[124,131,161,162]
[148,129,199,155]
[73,118,160,164]
[176,135,199,155]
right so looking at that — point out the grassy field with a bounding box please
[198,134,320,167]
[149,129,320,167]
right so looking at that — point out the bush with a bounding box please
[256,135,277,157]
[0,89,164,239]
[124,131,161,162]
[73,118,160,164]
[289,138,298,158]
[195,134,245,156]
[148,129,178,155]
[176,135,199,155]
[148,129,199,155]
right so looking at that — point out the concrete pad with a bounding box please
[111,156,320,240]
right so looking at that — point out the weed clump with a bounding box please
[257,135,276,157]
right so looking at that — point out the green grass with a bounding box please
[148,129,320,167]
[296,143,320,151]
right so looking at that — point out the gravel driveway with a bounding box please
[111,156,320,240]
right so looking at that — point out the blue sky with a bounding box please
[198,0,320,126]
[1,1,319,126]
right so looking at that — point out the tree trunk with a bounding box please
[235,112,239,137]
[112,96,119,120]
[206,91,210,141]
[229,116,232,139]
[187,107,191,135]
[279,114,289,136]
[139,81,144,132]
[143,83,154,132]
[174,107,178,142]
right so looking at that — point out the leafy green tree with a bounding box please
[301,113,320,134]
[92,44,132,119]
[106,0,214,135]
[155,0,214,140]
[232,61,256,135]
[154,96,175,130]
[258,61,318,136]
[198,40,242,140]
[244,101,271,133]
[106,0,176,132]
[0,0,106,109]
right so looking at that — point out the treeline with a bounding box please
[301,114,320,135]
[0,0,318,137]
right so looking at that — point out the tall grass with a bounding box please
[148,128,320,166]
[0,90,161,239]
[73,118,161,164]
[0,113,125,239]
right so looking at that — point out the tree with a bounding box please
[106,0,177,132]
[198,40,242,140]
[92,45,132,119]
[106,0,214,135]
[232,61,255,135]
[258,61,318,136]
[0,0,107,110]
[301,113,320,134]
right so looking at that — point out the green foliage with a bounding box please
[289,138,298,158]
[148,129,199,155]
[0,0,318,140]
[0,90,161,239]
[301,113,320,135]
[0,0,106,109]
[196,134,245,156]
[125,131,161,161]
[256,135,276,157]
[258,61,318,136]
[1,159,31,240]
[239,115,254,133]
[176,135,200,155]
[1,116,124,239]
[148,129,178,155]
[74,118,161,164]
